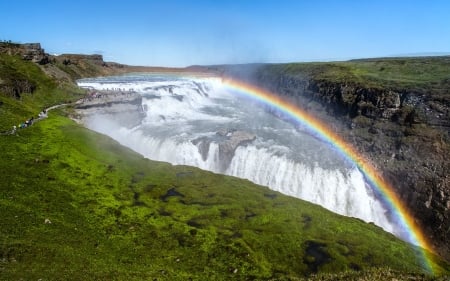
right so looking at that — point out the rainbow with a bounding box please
[220,77,436,273]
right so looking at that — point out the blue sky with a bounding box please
[1,0,449,67]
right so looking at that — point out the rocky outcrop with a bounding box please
[52,54,106,66]
[21,43,49,64]
[223,65,450,260]
[0,42,115,83]
[0,42,49,64]
[192,129,256,171]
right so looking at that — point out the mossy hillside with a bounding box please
[0,54,85,131]
[1,112,449,280]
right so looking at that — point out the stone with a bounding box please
[192,129,256,172]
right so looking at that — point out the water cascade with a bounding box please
[77,74,397,236]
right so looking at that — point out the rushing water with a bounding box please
[77,73,397,235]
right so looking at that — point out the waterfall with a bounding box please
[77,74,397,236]
[227,145,393,232]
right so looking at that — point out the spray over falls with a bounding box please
[77,74,398,237]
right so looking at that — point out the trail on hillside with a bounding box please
[1,102,73,135]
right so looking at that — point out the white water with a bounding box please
[77,74,398,236]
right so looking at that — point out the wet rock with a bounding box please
[191,137,211,161]
[303,241,331,273]
[160,187,184,202]
[192,129,256,171]
[218,130,256,170]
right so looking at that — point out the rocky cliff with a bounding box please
[0,42,49,64]
[219,59,450,259]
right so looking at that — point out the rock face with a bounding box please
[223,65,450,260]
[192,129,256,171]
[52,54,106,66]
[21,43,49,64]
[0,42,49,64]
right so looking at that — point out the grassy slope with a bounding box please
[0,54,85,131]
[0,55,449,280]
